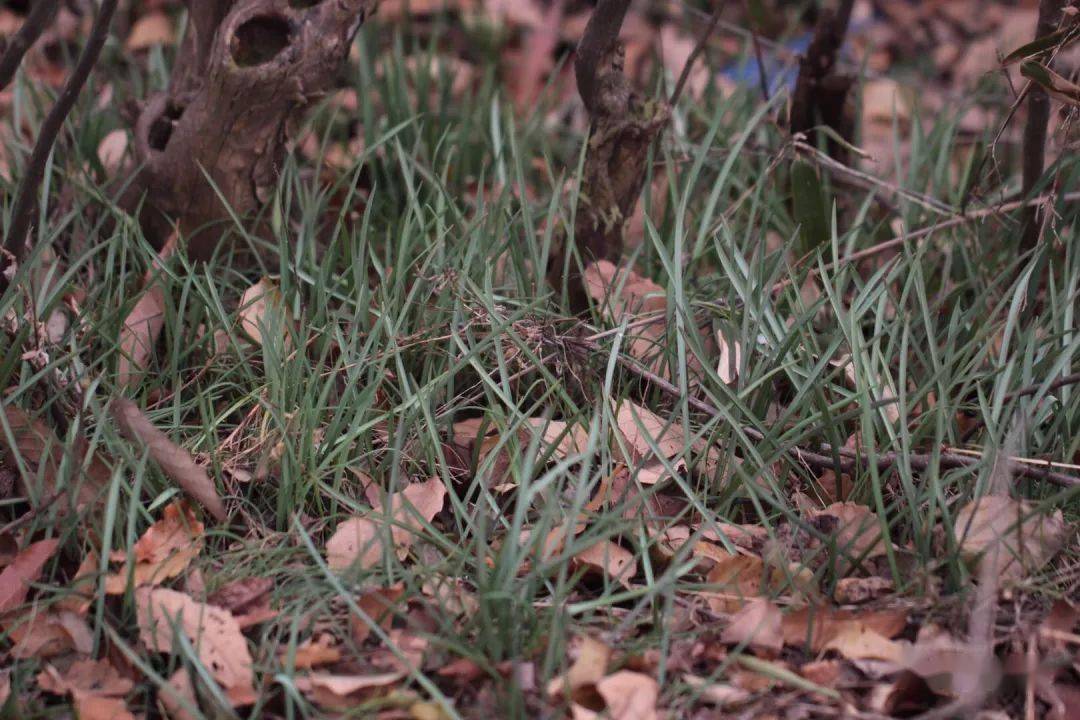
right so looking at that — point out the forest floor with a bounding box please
[0,1,1078,718]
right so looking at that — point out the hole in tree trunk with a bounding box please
[148,100,185,151]
[231,15,294,67]
[288,0,324,8]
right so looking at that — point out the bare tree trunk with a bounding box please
[1020,0,1065,250]
[129,0,369,259]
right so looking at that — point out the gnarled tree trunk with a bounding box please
[131,0,369,258]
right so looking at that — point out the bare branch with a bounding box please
[574,0,631,113]
[0,0,60,92]
[1,0,118,295]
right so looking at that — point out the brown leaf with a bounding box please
[294,671,404,710]
[239,277,292,349]
[809,502,889,573]
[721,597,783,655]
[510,0,563,110]
[548,636,611,700]
[954,495,1066,582]
[37,657,134,698]
[834,576,894,605]
[73,695,136,720]
[111,398,227,523]
[159,668,198,720]
[125,12,174,51]
[0,538,59,612]
[135,587,255,706]
[526,418,592,460]
[326,477,446,571]
[593,670,659,720]
[106,501,203,594]
[96,129,128,175]
[285,633,342,669]
[615,401,687,485]
[351,583,405,644]
[2,610,93,658]
[782,606,908,653]
[117,271,167,388]
[572,539,637,588]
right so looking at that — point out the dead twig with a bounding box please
[1021,0,1067,249]
[0,0,59,91]
[770,190,1080,295]
[572,335,1080,488]
[0,0,118,296]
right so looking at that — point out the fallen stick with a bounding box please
[572,335,1080,489]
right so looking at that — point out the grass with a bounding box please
[1,8,1079,719]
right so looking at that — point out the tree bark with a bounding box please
[0,0,60,92]
[130,0,369,258]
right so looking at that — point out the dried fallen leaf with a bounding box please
[0,538,59,612]
[159,668,198,720]
[106,502,203,594]
[823,624,906,663]
[351,583,405,644]
[615,401,687,485]
[782,606,908,653]
[326,477,446,570]
[135,587,255,706]
[808,502,889,573]
[3,610,94,658]
[111,398,227,523]
[126,11,174,50]
[285,633,342,669]
[573,539,637,588]
[548,636,612,699]
[37,657,133,696]
[526,418,592,460]
[72,695,136,720]
[834,576,894,605]
[954,495,1066,582]
[721,597,784,655]
[117,260,169,388]
[294,671,404,710]
[96,129,128,174]
[682,675,752,708]
[593,670,659,720]
[326,516,380,571]
[239,277,292,349]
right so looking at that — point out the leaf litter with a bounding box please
[1,0,1078,718]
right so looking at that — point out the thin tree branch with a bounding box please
[0,0,60,92]
[0,0,118,295]
[670,1,726,107]
[573,335,1080,488]
[1020,0,1065,249]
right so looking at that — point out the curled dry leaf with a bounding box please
[715,328,743,385]
[135,587,255,706]
[111,398,227,523]
[294,671,404,711]
[615,400,687,485]
[96,129,128,174]
[782,606,908,654]
[125,11,174,51]
[326,477,446,571]
[3,610,93,659]
[117,273,166,388]
[585,670,659,720]
[0,538,59,612]
[548,635,612,700]
[572,539,637,588]
[808,502,889,573]
[239,277,293,350]
[721,597,784,655]
[352,583,405,644]
[159,668,198,720]
[285,634,342,670]
[37,657,135,718]
[953,494,1066,582]
[106,501,203,594]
